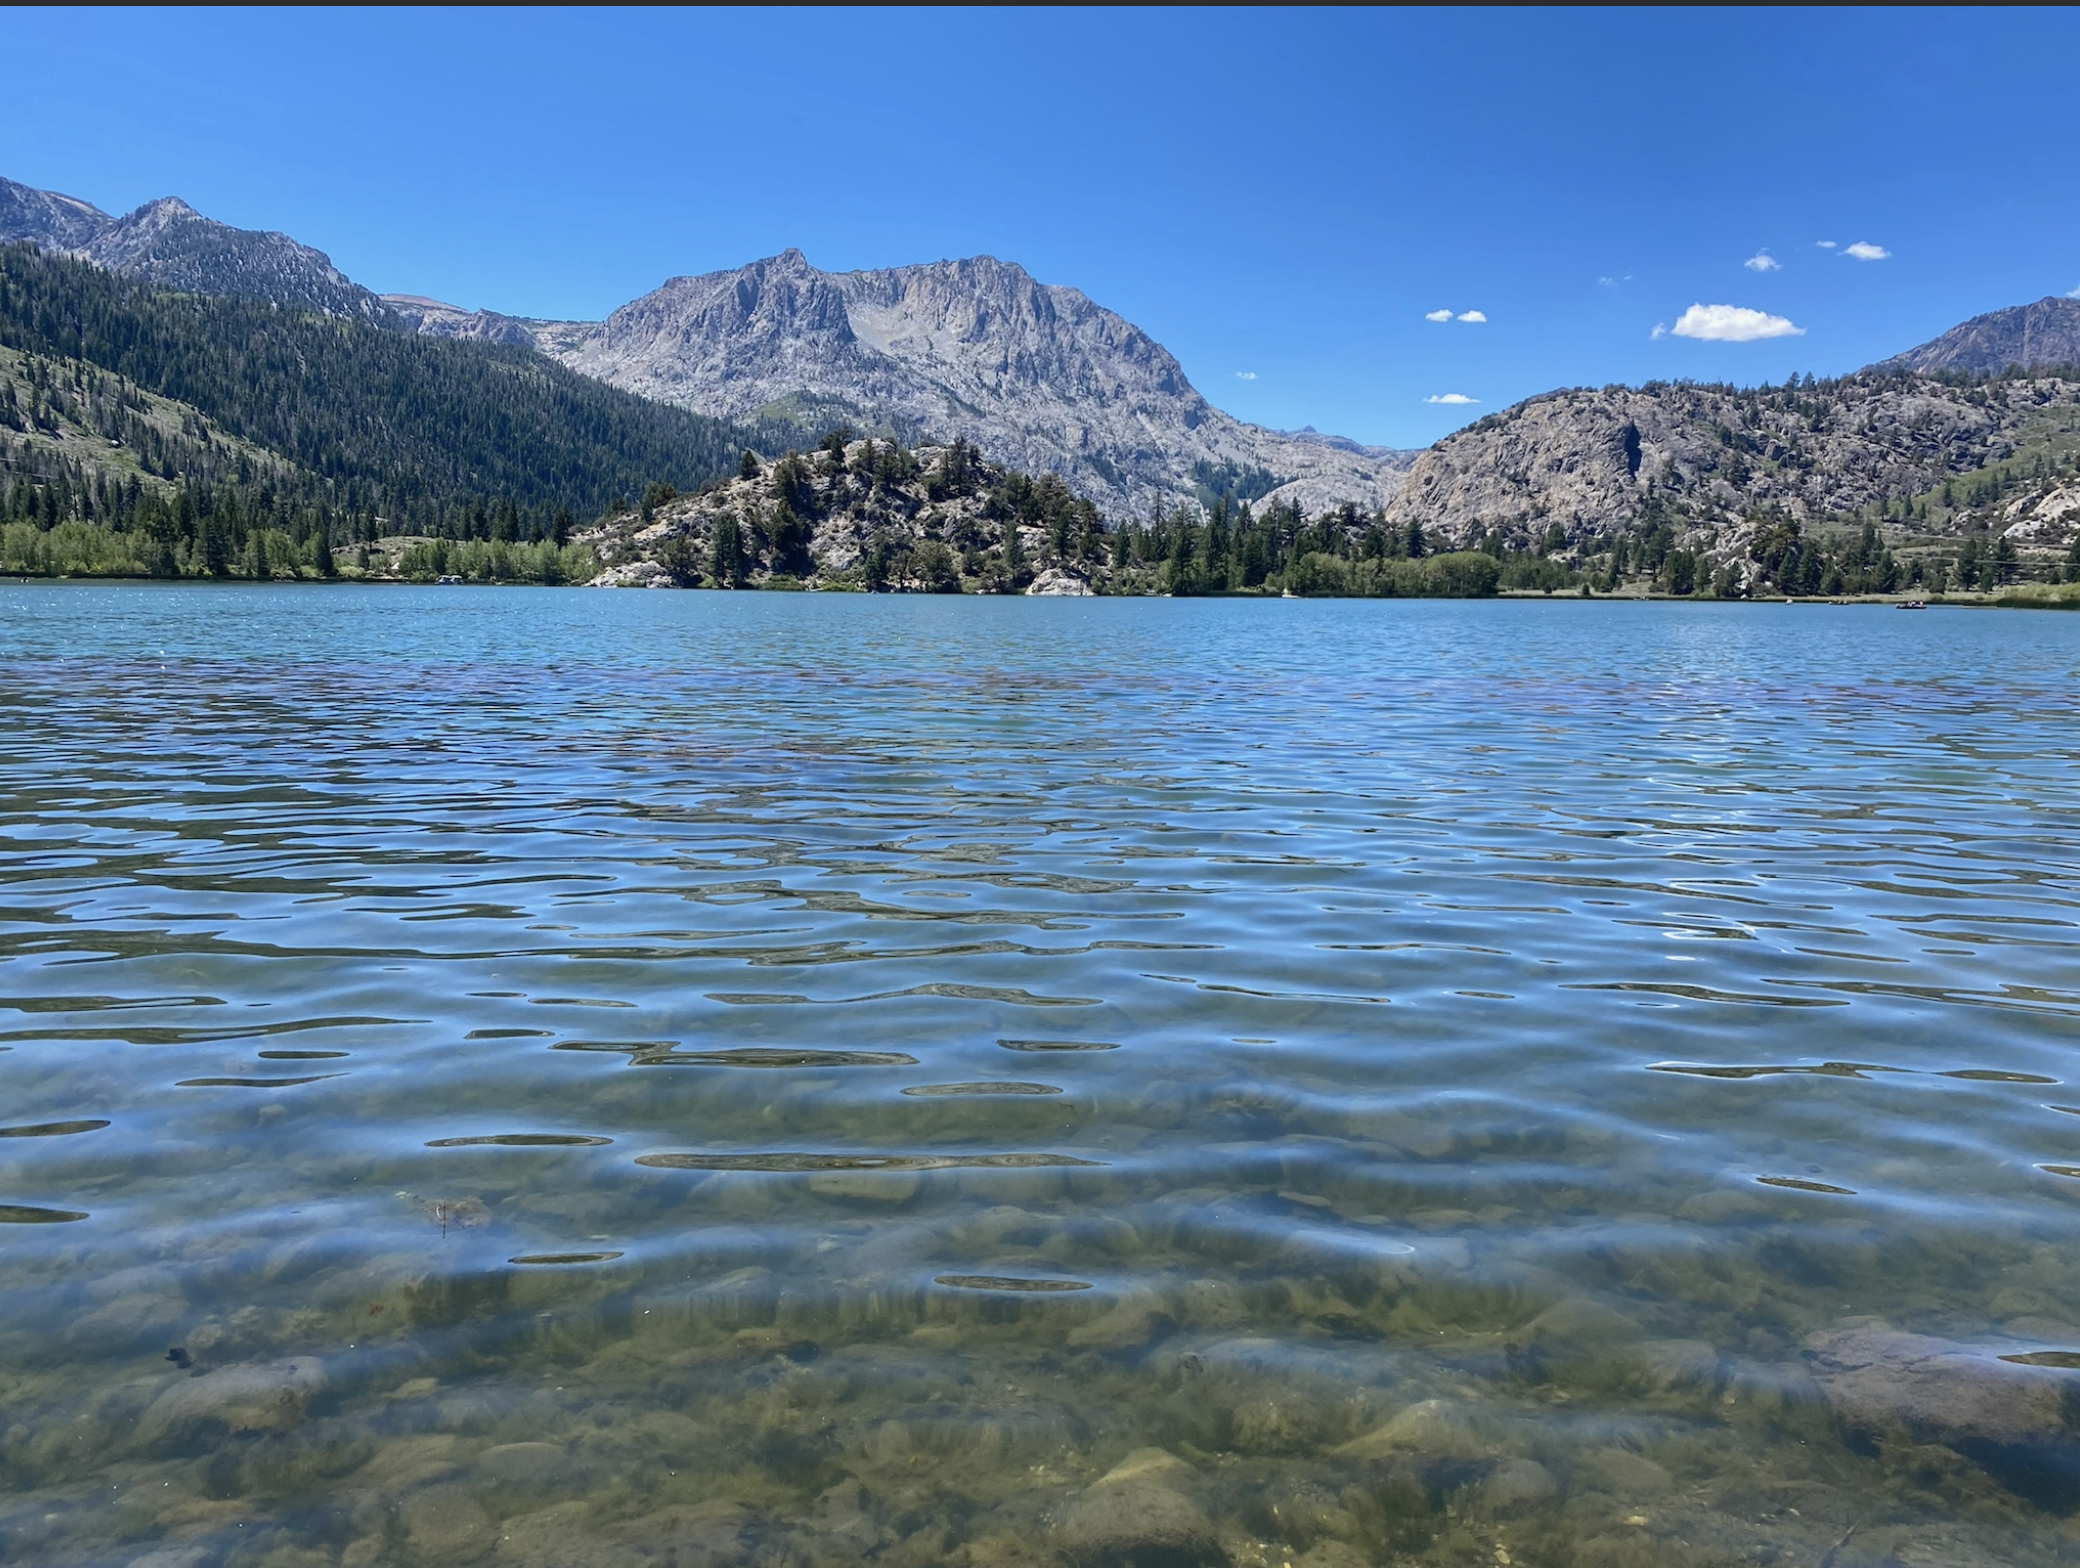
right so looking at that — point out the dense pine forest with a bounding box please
[0,242,762,578]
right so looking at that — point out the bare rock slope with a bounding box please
[1878,296,2080,377]
[460,249,1416,518]
[0,176,390,323]
[1384,372,2080,555]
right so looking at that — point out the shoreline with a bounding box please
[8,574,2075,609]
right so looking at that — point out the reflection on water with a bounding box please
[1,585,2078,1566]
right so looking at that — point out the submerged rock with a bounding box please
[1571,1446,1674,1500]
[1093,1448,1195,1489]
[1059,1455,1225,1568]
[1804,1324,2080,1503]
[1229,1396,1321,1454]
[1293,1546,1370,1568]
[1525,1298,1643,1350]
[1478,1456,1560,1514]
[811,1478,887,1555]
[400,1483,494,1560]
[1634,1338,1722,1393]
[136,1356,326,1445]
[1333,1398,1481,1461]
[1805,1325,2073,1445]
[476,1441,568,1486]
[1068,1296,1169,1353]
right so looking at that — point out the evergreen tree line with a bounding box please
[1501,512,2080,599]
[0,242,757,538]
[1105,494,1499,597]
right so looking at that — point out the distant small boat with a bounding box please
[1895,600,1926,610]
[436,575,463,586]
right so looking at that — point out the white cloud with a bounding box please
[1669,303,1804,342]
[1598,276,1617,287]
[1843,241,1890,261]
[1424,308,1453,322]
[1744,250,1781,272]
[1456,309,1487,323]
[1650,322,1668,340]
[1234,371,1257,381]
[1816,240,1837,249]
[2068,283,2080,299]
[1424,393,1479,405]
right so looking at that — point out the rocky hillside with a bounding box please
[1383,370,2080,570]
[0,176,391,323]
[1879,296,2080,377]
[583,434,1515,600]
[588,436,1108,594]
[416,249,1417,518]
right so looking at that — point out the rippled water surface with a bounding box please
[4,584,2079,1568]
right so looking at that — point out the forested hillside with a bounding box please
[0,244,757,549]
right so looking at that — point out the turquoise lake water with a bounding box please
[2,584,2078,1568]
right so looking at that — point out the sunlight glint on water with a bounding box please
[2,584,2078,1567]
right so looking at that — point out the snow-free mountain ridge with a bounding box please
[0,176,392,324]
[7,172,2077,553]
[1874,296,2080,378]
[392,249,1416,517]
[0,174,1411,516]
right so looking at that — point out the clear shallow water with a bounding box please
[2,585,2078,1568]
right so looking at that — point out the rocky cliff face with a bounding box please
[488,250,1416,517]
[0,177,391,323]
[1879,296,2080,377]
[1384,373,2080,557]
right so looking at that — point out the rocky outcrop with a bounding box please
[1878,296,2080,377]
[0,176,390,323]
[588,439,1104,593]
[493,249,1416,517]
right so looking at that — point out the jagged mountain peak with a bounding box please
[524,248,1404,515]
[127,195,201,221]
[0,173,389,323]
[1,175,1412,513]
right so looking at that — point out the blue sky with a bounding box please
[7,7,2078,448]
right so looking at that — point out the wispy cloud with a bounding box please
[1425,393,1479,405]
[1744,250,1781,273]
[1651,322,1667,340]
[1669,303,1804,342]
[1424,308,1454,322]
[1455,309,1487,323]
[1816,240,1837,249]
[1598,276,1617,287]
[1843,241,1890,261]
[2068,283,2080,299]
[1234,371,1257,381]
